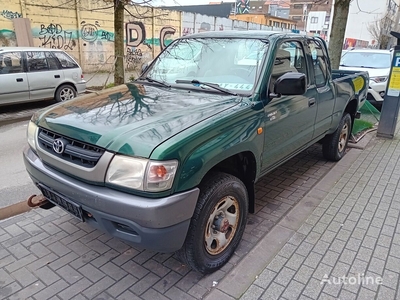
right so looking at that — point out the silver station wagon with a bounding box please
[0,47,86,106]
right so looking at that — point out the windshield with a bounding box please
[144,38,269,93]
[340,52,391,69]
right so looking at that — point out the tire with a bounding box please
[322,113,352,161]
[55,84,77,102]
[176,172,249,274]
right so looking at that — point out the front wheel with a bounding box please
[176,172,248,274]
[322,113,352,161]
[55,84,77,102]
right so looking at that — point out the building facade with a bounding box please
[289,0,332,31]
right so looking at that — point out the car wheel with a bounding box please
[322,113,352,161]
[176,172,248,274]
[55,84,77,102]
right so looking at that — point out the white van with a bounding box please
[0,47,86,106]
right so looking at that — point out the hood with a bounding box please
[36,83,240,158]
[339,66,389,78]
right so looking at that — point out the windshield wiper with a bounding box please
[175,79,237,96]
[137,76,171,88]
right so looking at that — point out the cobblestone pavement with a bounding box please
[236,133,400,300]
[0,144,336,300]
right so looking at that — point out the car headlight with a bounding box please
[106,155,178,192]
[27,121,38,150]
[370,76,388,83]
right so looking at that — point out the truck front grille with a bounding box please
[37,128,104,168]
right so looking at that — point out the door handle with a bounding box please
[308,98,316,107]
[16,78,23,82]
[54,75,60,78]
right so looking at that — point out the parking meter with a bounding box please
[377,31,400,138]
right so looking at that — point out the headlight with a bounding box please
[106,155,178,192]
[27,121,38,150]
[370,76,388,83]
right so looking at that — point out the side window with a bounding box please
[270,41,308,91]
[309,39,328,87]
[53,52,78,68]
[45,52,60,70]
[27,51,49,72]
[0,52,23,74]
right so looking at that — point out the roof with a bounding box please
[0,47,65,52]
[177,30,303,39]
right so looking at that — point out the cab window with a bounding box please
[53,52,78,68]
[308,39,329,87]
[27,51,52,72]
[270,41,308,92]
[0,52,23,74]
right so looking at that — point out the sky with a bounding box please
[151,0,230,6]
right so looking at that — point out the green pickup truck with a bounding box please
[24,31,368,274]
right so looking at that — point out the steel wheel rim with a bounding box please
[339,123,349,152]
[204,196,240,255]
[60,88,75,101]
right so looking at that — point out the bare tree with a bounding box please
[328,0,351,69]
[367,12,393,50]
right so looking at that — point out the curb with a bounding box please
[204,133,376,299]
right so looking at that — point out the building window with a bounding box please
[311,17,318,23]
[293,4,303,9]
[292,16,302,21]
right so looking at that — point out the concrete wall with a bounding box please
[1,0,292,73]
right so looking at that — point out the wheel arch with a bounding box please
[199,151,258,213]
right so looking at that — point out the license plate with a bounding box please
[38,184,84,221]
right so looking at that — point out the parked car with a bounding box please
[340,49,392,109]
[0,47,86,106]
[23,31,368,274]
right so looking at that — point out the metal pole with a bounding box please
[327,0,335,43]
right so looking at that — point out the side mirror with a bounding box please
[272,72,307,97]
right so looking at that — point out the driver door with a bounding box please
[262,40,318,171]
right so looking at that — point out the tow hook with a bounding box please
[27,194,48,208]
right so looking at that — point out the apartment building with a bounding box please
[289,0,332,31]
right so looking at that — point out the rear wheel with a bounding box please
[176,172,248,274]
[55,84,76,102]
[323,113,352,161]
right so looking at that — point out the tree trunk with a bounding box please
[328,0,351,69]
[114,0,125,85]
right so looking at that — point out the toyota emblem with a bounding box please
[53,139,65,154]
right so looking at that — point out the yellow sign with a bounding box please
[389,67,400,90]
[352,76,364,93]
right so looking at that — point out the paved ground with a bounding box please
[205,130,400,299]
[0,143,337,300]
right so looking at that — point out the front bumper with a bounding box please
[23,146,199,253]
[369,80,386,97]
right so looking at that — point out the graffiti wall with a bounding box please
[0,3,20,46]
[1,0,292,72]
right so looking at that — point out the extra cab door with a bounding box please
[0,51,29,105]
[307,38,335,138]
[262,40,318,170]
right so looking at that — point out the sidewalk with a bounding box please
[206,128,400,299]
[83,71,139,89]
